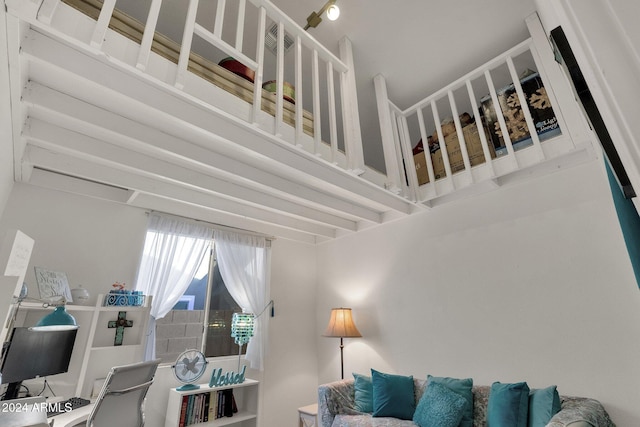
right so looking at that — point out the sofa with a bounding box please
[318,378,616,427]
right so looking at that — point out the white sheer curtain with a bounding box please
[135,213,212,360]
[214,230,270,370]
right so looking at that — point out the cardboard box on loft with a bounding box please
[414,122,496,185]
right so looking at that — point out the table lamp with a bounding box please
[231,312,255,373]
[323,307,361,379]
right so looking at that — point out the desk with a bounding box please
[47,403,94,427]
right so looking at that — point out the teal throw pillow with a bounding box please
[528,386,561,427]
[487,381,530,427]
[371,369,415,419]
[353,373,373,413]
[427,375,474,427]
[413,381,466,427]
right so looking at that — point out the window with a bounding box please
[136,213,270,367]
[156,250,244,363]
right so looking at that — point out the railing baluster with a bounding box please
[175,0,199,90]
[398,114,418,201]
[391,111,407,195]
[214,0,226,38]
[448,90,472,176]
[36,0,59,25]
[431,100,453,180]
[327,62,338,164]
[466,80,495,176]
[484,69,518,164]
[136,0,163,71]
[417,107,436,186]
[235,0,246,51]
[312,50,322,155]
[251,6,266,125]
[90,0,116,48]
[274,20,285,137]
[506,55,544,160]
[294,35,304,146]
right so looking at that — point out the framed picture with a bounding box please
[34,267,73,302]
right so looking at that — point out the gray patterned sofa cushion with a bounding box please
[318,379,615,427]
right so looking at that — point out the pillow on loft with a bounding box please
[427,375,474,427]
[371,369,415,419]
[413,381,466,427]
[528,385,561,427]
[353,373,373,413]
[487,381,530,427]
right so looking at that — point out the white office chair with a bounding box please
[83,359,160,427]
[0,396,50,427]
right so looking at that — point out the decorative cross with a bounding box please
[107,311,133,346]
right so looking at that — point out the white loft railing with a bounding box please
[31,0,365,175]
[375,13,593,204]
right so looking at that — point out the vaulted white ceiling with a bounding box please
[1,0,542,245]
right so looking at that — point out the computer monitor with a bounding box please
[1,327,78,400]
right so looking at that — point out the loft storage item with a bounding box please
[60,0,315,137]
[262,80,296,104]
[413,115,497,185]
[0,327,78,400]
[480,71,561,157]
[219,57,256,83]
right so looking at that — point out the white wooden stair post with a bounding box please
[374,74,404,194]
[339,37,365,175]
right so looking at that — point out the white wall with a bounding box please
[0,183,319,427]
[0,5,15,221]
[0,183,149,301]
[535,0,640,213]
[316,158,640,426]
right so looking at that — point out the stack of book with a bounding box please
[178,389,237,426]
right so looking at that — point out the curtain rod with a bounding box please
[145,210,276,242]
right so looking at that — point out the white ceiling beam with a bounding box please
[23,81,382,224]
[23,143,340,238]
[128,193,321,245]
[28,167,134,203]
[23,120,354,234]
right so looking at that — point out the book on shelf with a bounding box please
[177,388,237,426]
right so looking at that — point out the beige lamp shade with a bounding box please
[324,308,362,338]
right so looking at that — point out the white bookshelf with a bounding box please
[165,379,259,427]
[74,294,152,397]
[14,294,152,398]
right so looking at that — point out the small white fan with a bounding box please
[172,349,208,391]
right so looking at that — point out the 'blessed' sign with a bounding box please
[209,365,246,387]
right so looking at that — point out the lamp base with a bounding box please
[177,383,200,391]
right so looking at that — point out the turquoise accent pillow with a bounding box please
[528,386,561,427]
[413,382,466,427]
[371,369,415,419]
[487,382,530,427]
[353,373,373,413]
[427,375,474,427]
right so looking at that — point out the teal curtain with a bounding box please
[605,159,640,288]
